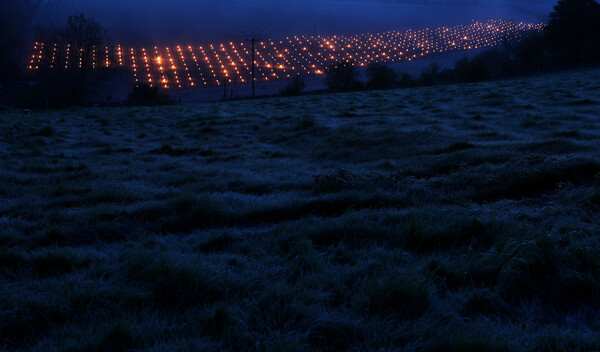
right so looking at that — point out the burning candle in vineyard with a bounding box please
[27,19,543,88]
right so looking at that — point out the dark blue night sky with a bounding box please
[31,0,556,44]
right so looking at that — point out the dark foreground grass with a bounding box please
[1,68,600,351]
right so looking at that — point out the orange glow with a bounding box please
[28,19,543,89]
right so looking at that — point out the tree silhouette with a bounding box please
[128,84,173,106]
[36,14,115,106]
[280,76,306,97]
[366,63,399,90]
[454,57,489,83]
[546,0,600,63]
[324,61,363,92]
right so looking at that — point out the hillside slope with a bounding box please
[1,68,600,351]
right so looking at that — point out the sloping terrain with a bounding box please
[1,68,600,351]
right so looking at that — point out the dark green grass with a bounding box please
[1,68,600,351]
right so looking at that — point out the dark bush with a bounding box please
[515,33,552,71]
[280,76,306,97]
[398,72,416,88]
[324,61,363,92]
[419,63,441,86]
[418,63,455,86]
[362,271,432,319]
[366,62,399,90]
[546,0,600,63]
[460,288,509,318]
[454,57,489,83]
[33,14,116,107]
[473,48,511,79]
[128,83,173,106]
[498,58,521,77]
[95,320,140,352]
[436,68,456,84]
[18,79,75,109]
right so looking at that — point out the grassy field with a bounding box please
[1,68,600,351]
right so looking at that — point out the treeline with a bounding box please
[0,12,117,109]
[2,0,600,107]
[318,0,600,93]
[0,11,171,109]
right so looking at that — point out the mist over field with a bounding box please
[30,0,555,44]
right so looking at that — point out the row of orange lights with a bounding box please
[28,20,544,88]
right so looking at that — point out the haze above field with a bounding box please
[31,0,554,44]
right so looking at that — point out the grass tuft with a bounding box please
[460,288,509,318]
[32,250,81,277]
[161,194,230,232]
[35,228,68,247]
[203,305,234,340]
[312,169,356,193]
[293,116,316,131]
[153,265,222,309]
[398,214,493,252]
[360,271,432,319]
[569,98,596,106]
[422,334,507,352]
[94,320,140,352]
[126,251,224,310]
[195,230,241,252]
[431,141,475,155]
[249,282,313,332]
[305,315,356,351]
[149,143,199,156]
[0,249,27,271]
[33,125,54,137]
[473,159,600,202]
